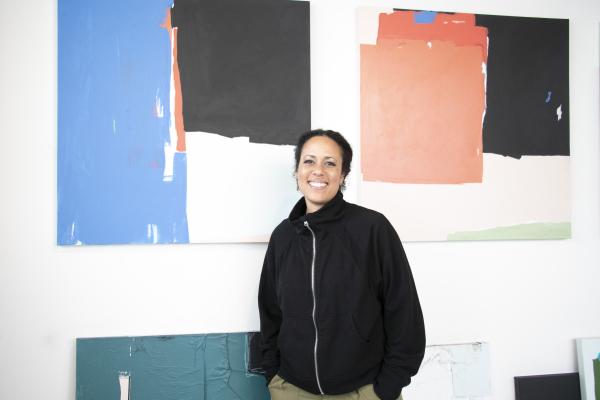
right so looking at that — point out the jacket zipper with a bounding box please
[304,220,324,395]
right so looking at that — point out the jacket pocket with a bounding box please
[352,301,383,344]
[319,315,383,380]
[278,317,315,380]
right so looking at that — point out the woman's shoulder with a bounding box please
[343,202,402,244]
[267,217,296,242]
[344,201,388,226]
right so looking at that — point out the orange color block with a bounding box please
[162,9,186,152]
[361,11,486,184]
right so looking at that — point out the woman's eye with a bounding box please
[326,161,336,167]
[303,159,314,164]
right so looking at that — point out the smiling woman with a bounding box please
[258,129,426,400]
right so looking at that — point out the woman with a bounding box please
[258,129,425,400]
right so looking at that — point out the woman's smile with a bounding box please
[308,181,327,188]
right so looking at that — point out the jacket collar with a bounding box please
[289,191,347,232]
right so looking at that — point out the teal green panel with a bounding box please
[447,222,571,241]
[228,334,248,373]
[76,333,269,400]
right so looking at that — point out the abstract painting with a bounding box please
[403,342,491,399]
[577,337,600,400]
[358,8,570,241]
[76,332,268,400]
[514,373,581,400]
[58,0,310,245]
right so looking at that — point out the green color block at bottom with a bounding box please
[76,333,269,400]
[593,357,600,400]
[447,222,571,241]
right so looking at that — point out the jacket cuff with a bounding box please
[264,368,277,387]
[374,367,409,400]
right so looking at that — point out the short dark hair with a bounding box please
[294,129,353,190]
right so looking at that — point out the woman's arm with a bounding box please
[373,216,426,400]
[258,239,282,385]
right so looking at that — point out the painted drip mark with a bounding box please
[118,372,130,400]
[155,90,164,118]
[146,224,159,244]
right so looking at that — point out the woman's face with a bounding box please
[297,136,345,214]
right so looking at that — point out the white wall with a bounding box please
[1,0,599,399]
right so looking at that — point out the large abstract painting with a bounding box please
[58,0,310,245]
[359,9,570,241]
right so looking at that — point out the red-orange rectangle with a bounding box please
[361,11,487,184]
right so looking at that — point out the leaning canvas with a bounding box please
[577,337,600,400]
[358,8,570,241]
[514,373,581,400]
[402,342,492,399]
[76,333,268,400]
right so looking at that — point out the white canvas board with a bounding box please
[403,342,492,400]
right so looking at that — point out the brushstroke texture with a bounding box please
[171,0,310,145]
[58,0,189,245]
[361,11,487,184]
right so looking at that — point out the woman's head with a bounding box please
[294,129,353,213]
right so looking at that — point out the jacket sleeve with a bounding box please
[373,217,425,400]
[258,238,282,385]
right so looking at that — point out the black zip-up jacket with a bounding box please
[258,192,425,400]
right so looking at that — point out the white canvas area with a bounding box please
[186,132,300,242]
[359,154,570,241]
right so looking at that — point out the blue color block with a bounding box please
[58,0,189,244]
[414,11,437,24]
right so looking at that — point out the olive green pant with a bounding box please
[268,375,403,400]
